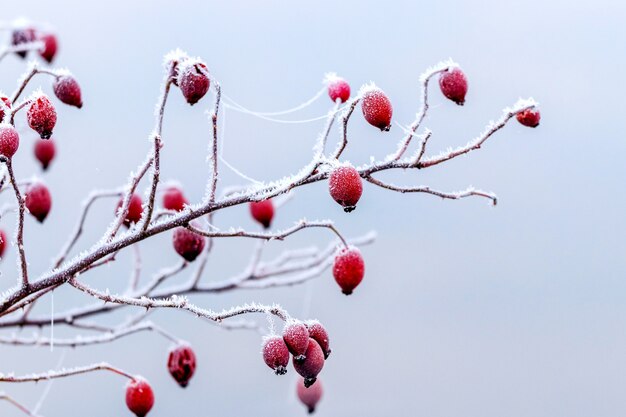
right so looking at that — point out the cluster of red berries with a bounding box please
[11,25,58,63]
[125,343,197,417]
[262,320,330,389]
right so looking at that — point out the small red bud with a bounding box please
[328,165,363,212]
[38,33,58,63]
[116,194,143,226]
[0,229,7,259]
[296,377,323,414]
[306,321,331,359]
[25,182,52,223]
[249,199,274,229]
[27,95,57,139]
[125,377,154,417]
[439,68,468,105]
[179,62,210,105]
[34,138,56,170]
[293,338,325,388]
[333,246,365,295]
[262,336,290,375]
[167,344,197,388]
[516,108,541,128]
[283,321,310,362]
[327,75,350,103]
[53,75,82,108]
[361,87,393,131]
[0,96,12,123]
[172,225,206,262]
[0,124,20,158]
[162,185,188,211]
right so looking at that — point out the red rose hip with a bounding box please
[117,193,143,226]
[173,225,206,262]
[0,96,12,123]
[283,321,310,362]
[167,344,197,387]
[306,321,331,359]
[0,229,7,259]
[293,338,325,387]
[262,335,290,375]
[333,246,365,295]
[27,95,57,139]
[125,377,154,417]
[38,33,58,63]
[516,108,541,128]
[0,124,20,158]
[328,164,363,212]
[162,185,188,211]
[11,28,35,59]
[296,377,323,414]
[326,75,350,103]
[25,182,52,223]
[249,199,274,229]
[53,75,83,108]
[34,138,56,170]
[361,86,393,131]
[178,61,210,105]
[439,67,468,105]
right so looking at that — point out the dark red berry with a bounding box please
[178,61,210,105]
[328,165,363,212]
[262,336,290,375]
[361,87,393,131]
[439,68,468,105]
[162,185,188,211]
[125,377,154,417]
[516,108,541,128]
[296,377,323,414]
[27,95,57,139]
[25,182,52,223]
[11,28,35,59]
[117,193,143,226]
[38,33,58,63]
[306,321,331,359]
[34,138,55,170]
[0,124,20,158]
[333,246,365,295]
[167,344,197,388]
[293,338,325,387]
[0,229,7,259]
[173,225,206,262]
[53,75,82,108]
[283,321,310,362]
[0,96,12,123]
[327,75,350,103]
[249,200,274,229]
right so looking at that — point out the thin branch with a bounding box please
[0,363,134,383]
[0,393,42,417]
[2,158,28,288]
[207,82,222,204]
[0,41,44,64]
[332,97,360,159]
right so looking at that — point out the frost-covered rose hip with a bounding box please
[162,185,188,212]
[39,33,58,63]
[439,68,468,105]
[27,95,57,139]
[297,377,323,414]
[34,138,55,170]
[178,61,210,105]
[0,124,20,158]
[516,108,541,128]
[283,321,310,362]
[167,344,196,388]
[25,182,52,223]
[328,164,363,212]
[117,193,143,226]
[53,75,82,108]
[293,338,325,387]
[262,335,290,375]
[306,321,331,359]
[0,96,12,123]
[249,199,274,229]
[173,225,206,262]
[361,86,393,131]
[12,27,35,59]
[327,75,350,103]
[125,377,154,417]
[0,229,7,259]
[333,246,365,295]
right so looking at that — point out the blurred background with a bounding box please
[1,0,625,416]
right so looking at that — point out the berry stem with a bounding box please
[0,392,41,417]
[332,97,360,160]
[0,362,134,383]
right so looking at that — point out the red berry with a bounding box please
[117,193,143,226]
[53,75,82,108]
[25,182,52,223]
[328,165,363,212]
[38,33,58,63]
[27,95,57,139]
[306,321,331,359]
[516,108,541,128]
[178,61,210,105]
[333,246,365,295]
[439,68,468,105]
[249,199,274,229]
[327,75,350,103]
[361,87,393,131]
[173,224,206,262]
[262,336,290,375]
[293,338,325,387]
[11,28,35,59]
[162,185,188,211]
[296,377,323,414]
[34,138,56,170]
[167,344,197,388]
[283,321,310,362]
[125,377,154,417]
[0,229,7,259]
[0,96,12,123]
[0,124,20,158]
